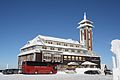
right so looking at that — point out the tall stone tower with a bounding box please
[77,12,93,51]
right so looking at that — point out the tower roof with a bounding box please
[77,12,94,28]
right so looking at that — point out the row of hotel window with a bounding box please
[37,39,84,48]
[63,56,85,61]
[43,56,61,60]
[43,56,98,61]
[21,46,86,53]
[43,55,85,61]
[42,46,84,53]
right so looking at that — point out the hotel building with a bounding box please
[18,13,101,69]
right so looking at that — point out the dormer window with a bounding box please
[76,45,80,48]
[70,45,73,47]
[57,42,61,45]
[77,50,80,53]
[65,49,68,52]
[42,46,47,49]
[48,41,52,44]
[45,41,47,43]
[64,44,67,46]
[58,48,62,51]
[50,47,54,50]
[21,49,24,52]
[27,41,30,44]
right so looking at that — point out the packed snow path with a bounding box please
[0,73,112,80]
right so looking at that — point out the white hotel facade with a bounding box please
[18,13,101,69]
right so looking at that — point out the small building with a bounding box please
[18,13,101,69]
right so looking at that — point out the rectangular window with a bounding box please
[44,56,47,59]
[76,56,78,60]
[26,62,48,66]
[79,57,82,61]
[62,49,65,51]
[80,51,83,53]
[58,57,61,60]
[77,50,80,53]
[64,56,67,58]
[72,56,75,60]
[83,57,85,61]
[47,56,51,59]
[68,56,71,60]
[54,57,56,59]
[64,56,67,60]
[71,50,75,52]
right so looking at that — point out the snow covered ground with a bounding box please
[0,72,112,80]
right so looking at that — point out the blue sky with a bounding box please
[0,0,120,69]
